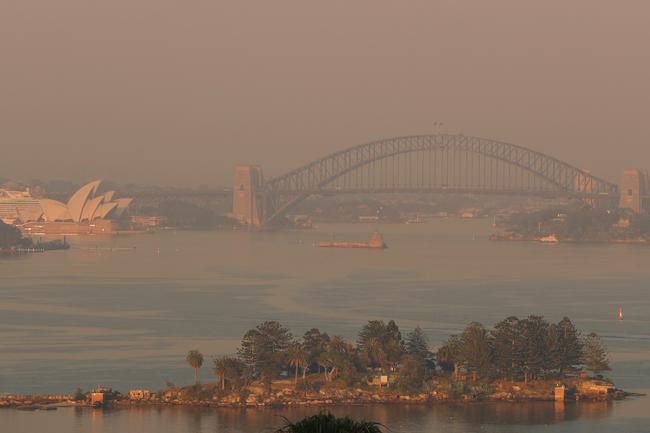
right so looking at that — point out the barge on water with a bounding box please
[318,231,387,249]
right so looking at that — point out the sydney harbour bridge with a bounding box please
[232,134,625,227]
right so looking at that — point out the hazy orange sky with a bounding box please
[1,1,649,186]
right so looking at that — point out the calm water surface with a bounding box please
[0,220,648,432]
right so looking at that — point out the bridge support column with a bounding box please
[230,165,265,228]
[619,169,650,213]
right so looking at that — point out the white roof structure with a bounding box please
[40,199,72,222]
[95,202,119,220]
[67,180,101,223]
[37,181,132,223]
[80,196,105,222]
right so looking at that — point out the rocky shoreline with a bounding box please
[0,378,629,411]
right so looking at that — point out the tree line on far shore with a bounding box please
[184,316,611,393]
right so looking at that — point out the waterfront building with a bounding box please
[128,389,151,400]
[130,215,168,228]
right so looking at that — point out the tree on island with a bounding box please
[287,342,308,383]
[516,316,550,382]
[213,356,246,391]
[583,332,611,376]
[186,350,204,385]
[405,326,429,358]
[317,336,356,382]
[358,320,405,371]
[397,354,428,392]
[492,316,521,380]
[459,322,494,380]
[405,325,436,374]
[437,335,462,379]
[548,317,583,376]
[302,328,330,374]
[237,320,293,383]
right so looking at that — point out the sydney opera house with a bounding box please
[0,180,132,235]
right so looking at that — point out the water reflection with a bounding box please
[35,401,614,433]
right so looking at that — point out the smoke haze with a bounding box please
[2,1,649,186]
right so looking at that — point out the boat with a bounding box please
[618,307,624,321]
[318,231,387,249]
[539,235,559,243]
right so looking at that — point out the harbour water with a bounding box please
[1,220,649,432]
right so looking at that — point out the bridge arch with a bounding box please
[263,134,618,224]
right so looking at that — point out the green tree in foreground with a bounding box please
[583,332,611,376]
[275,411,384,433]
[186,349,204,385]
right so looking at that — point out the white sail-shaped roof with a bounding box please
[94,202,118,220]
[113,198,133,217]
[39,199,72,221]
[67,180,101,222]
[103,191,115,202]
[80,196,104,222]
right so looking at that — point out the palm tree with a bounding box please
[364,337,387,371]
[275,412,383,433]
[287,343,307,383]
[213,356,244,391]
[186,350,204,385]
[213,356,228,390]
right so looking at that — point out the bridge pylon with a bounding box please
[619,168,650,213]
[230,165,266,228]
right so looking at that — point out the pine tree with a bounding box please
[459,322,493,380]
[492,316,521,380]
[516,316,550,382]
[583,332,611,376]
[237,321,292,382]
[548,317,583,377]
[406,326,430,358]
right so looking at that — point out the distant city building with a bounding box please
[619,169,650,213]
[130,215,168,228]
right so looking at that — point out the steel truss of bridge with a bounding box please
[244,134,619,225]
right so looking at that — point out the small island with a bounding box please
[0,315,629,410]
[492,206,650,244]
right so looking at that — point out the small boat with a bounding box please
[618,307,624,321]
[539,235,559,243]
